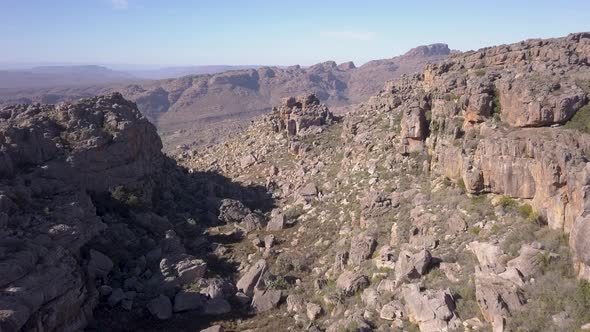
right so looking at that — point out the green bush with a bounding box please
[474,69,486,77]
[499,195,517,209]
[285,205,304,220]
[491,86,502,116]
[517,203,541,223]
[564,104,590,134]
[111,185,144,209]
[457,178,466,192]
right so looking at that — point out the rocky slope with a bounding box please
[0,45,450,151]
[0,93,273,331]
[176,33,590,331]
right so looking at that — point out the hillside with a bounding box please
[0,44,451,151]
[178,32,590,331]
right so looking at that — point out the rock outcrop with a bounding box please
[0,93,165,331]
[366,32,590,278]
[0,93,264,331]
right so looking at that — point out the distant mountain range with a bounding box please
[0,65,138,89]
[0,44,452,150]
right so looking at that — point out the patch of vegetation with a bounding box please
[285,205,304,220]
[457,178,466,193]
[455,283,482,321]
[491,86,502,120]
[576,79,590,95]
[517,203,541,223]
[564,104,590,135]
[111,185,144,209]
[443,92,458,102]
[266,276,290,290]
[499,195,518,209]
[469,225,482,235]
[507,252,590,331]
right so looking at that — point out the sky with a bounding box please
[1,0,589,68]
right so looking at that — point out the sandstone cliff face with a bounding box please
[367,32,590,279]
[0,93,165,331]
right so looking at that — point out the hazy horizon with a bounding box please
[2,0,589,67]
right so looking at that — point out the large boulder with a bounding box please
[147,295,173,320]
[218,199,251,224]
[251,288,282,313]
[395,249,432,280]
[173,290,207,312]
[236,259,269,297]
[474,268,526,332]
[336,271,369,296]
[87,249,114,277]
[402,284,460,332]
[349,233,377,266]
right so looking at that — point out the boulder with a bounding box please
[251,288,282,313]
[380,300,405,321]
[240,154,257,168]
[176,257,207,285]
[236,259,268,297]
[349,233,377,266]
[467,241,507,274]
[306,303,322,321]
[336,271,369,296]
[402,284,460,332]
[108,288,126,307]
[87,249,114,277]
[475,268,525,332]
[173,290,206,312]
[200,326,225,332]
[218,199,251,224]
[266,213,286,231]
[147,295,173,320]
[203,298,231,315]
[395,249,432,280]
[286,294,305,313]
[299,183,318,199]
[507,244,548,279]
[242,213,265,232]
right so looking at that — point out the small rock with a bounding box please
[266,213,286,231]
[107,288,125,307]
[200,326,225,332]
[380,301,404,321]
[306,303,322,321]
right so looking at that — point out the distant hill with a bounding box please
[128,65,263,80]
[0,44,452,150]
[0,65,137,89]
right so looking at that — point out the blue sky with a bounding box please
[1,0,589,67]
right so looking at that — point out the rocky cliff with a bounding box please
[370,32,590,279]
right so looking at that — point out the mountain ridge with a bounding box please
[0,43,451,151]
